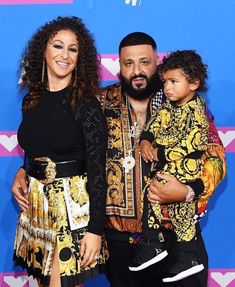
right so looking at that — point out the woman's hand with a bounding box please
[12,168,29,211]
[148,172,188,204]
[80,232,101,267]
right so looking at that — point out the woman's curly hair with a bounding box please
[158,50,208,93]
[20,16,100,111]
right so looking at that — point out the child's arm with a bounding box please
[139,111,160,162]
[140,140,158,162]
[157,101,208,163]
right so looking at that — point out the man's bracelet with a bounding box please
[185,185,195,202]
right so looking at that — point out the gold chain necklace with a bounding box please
[122,97,147,173]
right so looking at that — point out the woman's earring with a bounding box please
[73,66,78,88]
[41,59,45,83]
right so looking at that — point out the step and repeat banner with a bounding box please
[0,1,235,286]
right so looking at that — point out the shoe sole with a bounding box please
[129,250,168,271]
[162,264,204,282]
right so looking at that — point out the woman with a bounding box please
[13,16,108,287]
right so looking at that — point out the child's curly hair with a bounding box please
[158,50,208,93]
[20,16,100,111]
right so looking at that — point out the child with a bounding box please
[129,50,209,283]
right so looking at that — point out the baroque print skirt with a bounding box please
[13,175,108,286]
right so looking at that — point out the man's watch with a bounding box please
[185,185,195,202]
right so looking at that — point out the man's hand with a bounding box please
[12,168,29,212]
[148,172,188,204]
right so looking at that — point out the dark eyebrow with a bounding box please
[52,39,78,47]
[52,39,63,44]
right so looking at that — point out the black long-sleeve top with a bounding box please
[18,87,108,235]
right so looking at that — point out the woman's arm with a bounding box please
[12,167,28,212]
[76,96,108,267]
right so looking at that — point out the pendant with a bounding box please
[128,122,140,138]
[123,155,135,173]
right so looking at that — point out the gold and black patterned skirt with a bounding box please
[13,175,108,286]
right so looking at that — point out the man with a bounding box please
[12,32,226,287]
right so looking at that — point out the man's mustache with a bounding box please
[130,73,148,82]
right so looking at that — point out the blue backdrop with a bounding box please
[0,1,234,286]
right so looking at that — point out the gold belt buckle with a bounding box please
[35,157,57,184]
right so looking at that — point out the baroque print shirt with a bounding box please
[98,83,164,234]
[98,83,226,236]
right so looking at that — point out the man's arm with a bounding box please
[148,121,226,213]
[147,173,189,204]
[196,108,226,213]
[197,142,226,214]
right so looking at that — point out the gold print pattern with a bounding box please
[148,203,161,229]
[58,233,77,275]
[35,157,57,184]
[104,85,137,218]
[198,145,226,212]
[106,161,124,206]
[145,97,209,241]
[14,175,108,281]
[107,117,123,149]
[168,201,197,241]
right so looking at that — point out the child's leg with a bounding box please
[129,190,173,271]
[163,202,205,283]
[169,232,208,287]
[168,201,197,241]
[142,188,163,239]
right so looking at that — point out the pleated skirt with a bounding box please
[14,175,108,286]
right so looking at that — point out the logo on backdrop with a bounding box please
[0,0,142,6]
[0,129,235,157]
[124,0,142,6]
[19,54,167,84]
[0,270,235,286]
[0,0,72,5]
[0,273,38,287]
[218,128,235,153]
[12,54,235,157]
[0,132,23,156]
[208,270,235,287]
[100,53,167,81]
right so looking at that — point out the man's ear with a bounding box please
[156,54,160,66]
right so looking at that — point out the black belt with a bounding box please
[25,157,86,183]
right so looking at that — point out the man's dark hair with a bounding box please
[119,32,157,54]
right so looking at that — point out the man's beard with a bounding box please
[119,71,161,101]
